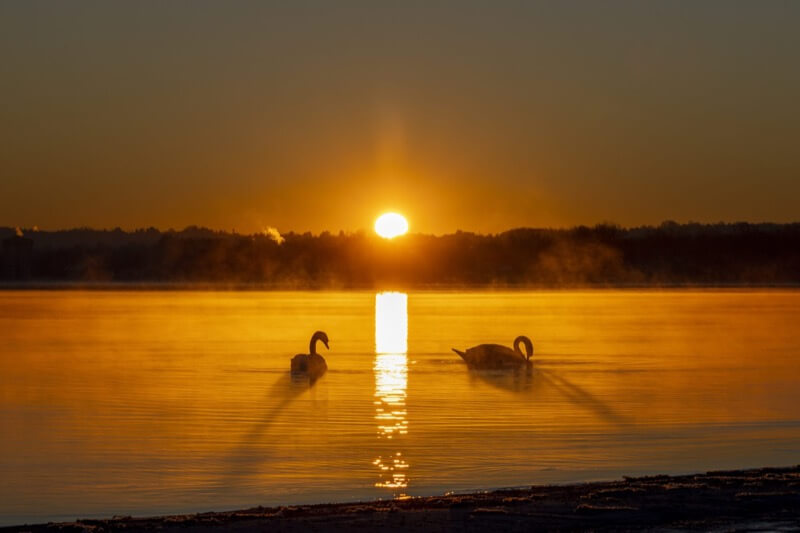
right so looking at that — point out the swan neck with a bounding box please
[310,331,327,355]
[309,334,318,355]
[514,336,533,361]
[514,341,524,358]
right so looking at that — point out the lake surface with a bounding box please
[2,290,800,525]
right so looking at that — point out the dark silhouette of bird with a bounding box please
[291,330,329,380]
[452,335,533,370]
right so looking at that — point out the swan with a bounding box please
[290,331,329,379]
[452,335,533,369]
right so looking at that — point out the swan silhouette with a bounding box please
[290,331,329,379]
[452,336,534,369]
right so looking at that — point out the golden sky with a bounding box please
[1,2,798,234]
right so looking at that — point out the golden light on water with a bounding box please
[374,213,409,239]
[373,292,409,493]
[374,353,408,440]
[5,291,800,522]
[375,292,408,354]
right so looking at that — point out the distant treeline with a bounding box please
[2,222,800,286]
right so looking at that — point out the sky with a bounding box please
[1,1,798,234]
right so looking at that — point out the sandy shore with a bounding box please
[4,466,800,532]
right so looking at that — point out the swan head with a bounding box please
[311,330,330,352]
[513,335,534,361]
[319,331,330,350]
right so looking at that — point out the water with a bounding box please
[1,289,799,525]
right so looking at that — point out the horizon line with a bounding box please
[3,219,800,238]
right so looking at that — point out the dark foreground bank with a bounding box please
[5,466,800,532]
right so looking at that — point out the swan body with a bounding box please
[452,335,533,370]
[291,331,329,379]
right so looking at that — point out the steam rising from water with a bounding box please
[262,227,284,244]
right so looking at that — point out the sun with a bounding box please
[374,213,409,239]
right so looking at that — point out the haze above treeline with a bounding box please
[2,222,799,287]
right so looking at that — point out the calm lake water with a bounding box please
[2,290,800,525]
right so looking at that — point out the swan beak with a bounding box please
[323,340,330,350]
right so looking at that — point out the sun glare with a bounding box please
[374,213,409,239]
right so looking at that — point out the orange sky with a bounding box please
[1,2,799,234]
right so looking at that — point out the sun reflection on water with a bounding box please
[373,292,409,494]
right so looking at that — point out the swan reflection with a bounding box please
[374,292,409,493]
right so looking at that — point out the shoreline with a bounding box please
[4,466,800,532]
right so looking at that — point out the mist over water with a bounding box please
[1,290,800,525]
